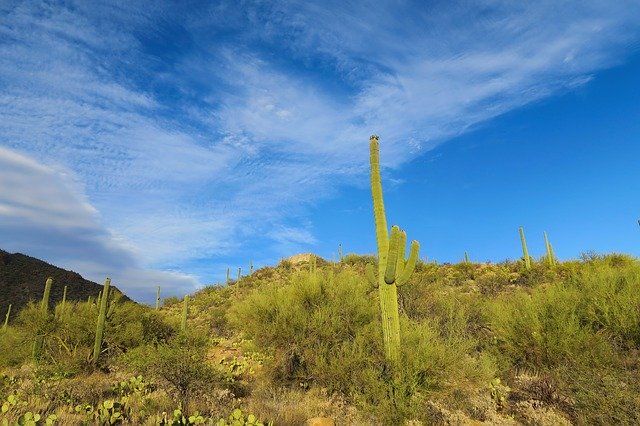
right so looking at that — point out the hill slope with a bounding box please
[0,249,130,315]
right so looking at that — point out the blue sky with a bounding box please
[1,1,639,302]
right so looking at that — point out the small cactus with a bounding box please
[92,278,111,364]
[339,243,343,262]
[2,304,11,329]
[519,226,531,270]
[41,277,53,312]
[464,251,470,264]
[156,286,161,310]
[226,268,230,286]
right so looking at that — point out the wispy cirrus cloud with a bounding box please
[0,0,639,300]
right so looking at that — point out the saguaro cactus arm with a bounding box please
[397,240,419,286]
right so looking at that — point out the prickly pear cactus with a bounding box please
[368,135,420,364]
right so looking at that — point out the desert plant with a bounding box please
[368,135,420,364]
[92,278,111,364]
[543,232,554,266]
[156,287,161,310]
[33,277,54,360]
[519,226,531,270]
[2,304,10,330]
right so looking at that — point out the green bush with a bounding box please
[228,269,492,422]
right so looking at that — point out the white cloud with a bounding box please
[0,147,200,303]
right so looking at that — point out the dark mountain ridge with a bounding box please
[0,249,131,317]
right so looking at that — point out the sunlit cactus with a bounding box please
[226,268,230,286]
[464,251,470,264]
[92,277,111,364]
[2,304,10,330]
[339,243,343,262]
[369,135,420,364]
[543,231,555,266]
[519,226,531,270]
[41,277,53,312]
[33,277,53,360]
[237,267,241,283]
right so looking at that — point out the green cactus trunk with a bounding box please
[92,278,111,364]
[33,278,53,360]
[464,251,469,264]
[41,277,53,312]
[369,136,419,365]
[181,295,189,333]
[519,226,531,270]
[156,286,161,310]
[544,231,553,266]
[2,304,11,329]
[226,268,230,286]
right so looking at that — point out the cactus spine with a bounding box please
[92,278,111,364]
[181,295,189,333]
[519,226,531,270]
[156,286,161,310]
[2,304,10,329]
[369,135,420,364]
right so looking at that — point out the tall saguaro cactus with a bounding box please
[92,278,111,364]
[368,135,420,364]
[519,226,531,270]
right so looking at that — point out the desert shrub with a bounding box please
[0,326,31,367]
[488,284,614,370]
[120,334,221,411]
[341,254,377,267]
[229,269,492,422]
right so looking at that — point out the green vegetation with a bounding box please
[1,138,639,424]
[1,254,640,424]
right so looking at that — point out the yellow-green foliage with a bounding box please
[228,268,492,422]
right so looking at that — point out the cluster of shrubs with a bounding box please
[1,253,639,424]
